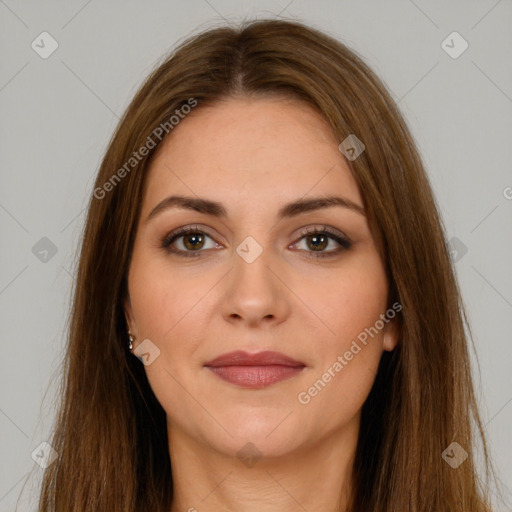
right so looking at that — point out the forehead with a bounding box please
[142,96,363,214]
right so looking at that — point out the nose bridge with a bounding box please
[223,235,287,324]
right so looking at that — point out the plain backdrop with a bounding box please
[1,1,511,510]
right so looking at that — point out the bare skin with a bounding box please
[124,96,399,512]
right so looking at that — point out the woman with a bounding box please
[37,18,496,511]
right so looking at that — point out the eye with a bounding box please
[160,225,220,258]
[291,226,352,259]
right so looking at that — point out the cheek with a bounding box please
[296,255,388,420]
[296,287,387,434]
[127,253,211,430]
[128,250,211,341]
[309,251,389,346]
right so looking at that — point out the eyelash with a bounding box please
[160,224,352,259]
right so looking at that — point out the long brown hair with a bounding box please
[34,18,496,511]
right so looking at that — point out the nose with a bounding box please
[221,245,291,328]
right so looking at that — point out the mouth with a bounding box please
[204,350,306,389]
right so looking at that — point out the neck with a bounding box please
[168,416,359,512]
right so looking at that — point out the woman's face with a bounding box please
[124,96,398,458]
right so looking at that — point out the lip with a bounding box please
[204,350,306,389]
[204,350,305,367]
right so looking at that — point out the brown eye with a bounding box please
[292,227,351,259]
[182,232,206,251]
[161,226,220,258]
[305,233,329,252]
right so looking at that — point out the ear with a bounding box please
[123,294,137,338]
[382,317,400,352]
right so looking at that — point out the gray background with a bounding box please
[1,0,511,510]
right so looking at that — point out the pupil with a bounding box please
[308,234,327,251]
[184,233,204,250]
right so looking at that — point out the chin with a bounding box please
[201,414,306,460]
[217,434,302,464]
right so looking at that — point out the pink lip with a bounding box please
[204,350,306,389]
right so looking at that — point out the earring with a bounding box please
[128,331,135,351]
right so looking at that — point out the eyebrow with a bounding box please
[145,194,366,224]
